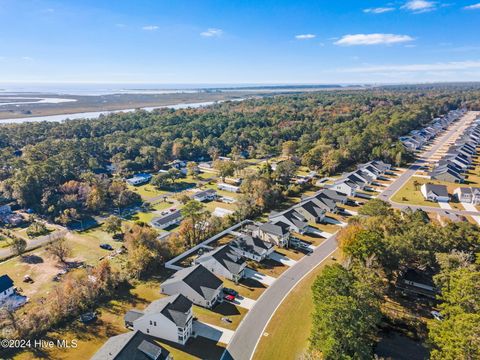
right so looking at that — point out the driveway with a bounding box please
[461,202,480,225]
[193,320,235,345]
[268,252,297,267]
[244,268,276,286]
[228,295,256,310]
[438,202,452,210]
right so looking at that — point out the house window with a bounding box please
[149,320,152,325]
[146,328,149,334]
[154,321,157,326]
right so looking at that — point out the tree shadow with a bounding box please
[211,301,241,316]
[21,254,44,264]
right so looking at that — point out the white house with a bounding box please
[218,183,240,193]
[192,189,217,202]
[454,187,480,205]
[420,183,449,202]
[0,275,14,302]
[126,173,152,186]
[125,294,193,345]
[160,265,223,309]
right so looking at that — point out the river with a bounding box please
[0,100,223,125]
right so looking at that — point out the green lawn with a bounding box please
[390,177,459,208]
[253,250,340,360]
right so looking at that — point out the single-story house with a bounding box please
[152,210,182,229]
[91,330,172,360]
[397,268,437,298]
[160,264,223,309]
[192,189,217,202]
[126,173,153,186]
[230,234,275,262]
[255,222,290,247]
[125,294,193,345]
[218,183,240,193]
[0,275,14,302]
[194,245,246,282]
[420,183,449,202]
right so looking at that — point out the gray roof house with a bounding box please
[430,167,465,183]
[194,245,246,282]
[91,330,172,360]
[160,264,223,309]
[230,234,275,262]
[255,222,290,247]
[421,183,449,202]
[294,200,326,223]
[152,210,182,229]
[192,189,217,202]
[269,208,309,234]
[124,294,193,345]
[454,187,480,205]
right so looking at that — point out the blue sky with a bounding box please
[1,0,480,84]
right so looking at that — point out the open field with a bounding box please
[253,249,340,360]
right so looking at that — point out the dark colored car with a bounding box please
[223,287,238,297]
[100,243,113,250]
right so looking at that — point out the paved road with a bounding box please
[222,234,338,360]
[378,112,476,210]
[0,230,66,260]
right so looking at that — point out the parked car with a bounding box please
[23,275,34,283]
[431,310,444,321]
[223,288,238,297]
[224,294,235,302]
[80,311,97,323]
[170,208,177,212]
[100,243,113,250]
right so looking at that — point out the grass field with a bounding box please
[391,177,445,207]
[253,249,340,360]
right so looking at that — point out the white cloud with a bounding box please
[339,60,480,73]
[464,3,480,9]
[200,28,223,37]
[142,25,159,31]
[295,34,316,40]
[334,33,414,46]
[363,7,395,14]
[402,1,436,13]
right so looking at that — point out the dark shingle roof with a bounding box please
[144,294,192,328]
[124,310,144,324]
[153,210,182,226]
[162,264,223,303]
[259,222,290,237]
[201,245,245,275]
[91,330,171,360]
[298,200,325,218]
[231,234,274,256]
[0,275,13,293]
[424,184,449,197]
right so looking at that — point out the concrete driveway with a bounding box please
[244,268,276,286]
[268,251,297,267]
[193,320,235,344]
[228,295,256,310]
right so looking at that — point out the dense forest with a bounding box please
[1,86,480,220]
[308,200,480,359]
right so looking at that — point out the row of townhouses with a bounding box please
[330,160,392,197]
[430,118,480,183]
[400,109,465,151]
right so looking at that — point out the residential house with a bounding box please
[255,222,290,247]
[454,187,480,205]
[269,208,308,234]
[430,167,465,183]
[230,234,275,262]
[152,210,182,229]
[194,245,246,282]
[91,330,172,360]
[126,173,153,186]
[0,275,14,302]
[192,189,217,202]
[420,184,449,202]
[217,183,240,193]
[331,179,360,197]
[125,294,193,345]
[294,200,326,223]
[160,264,223,309]
[398,268,437,298]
